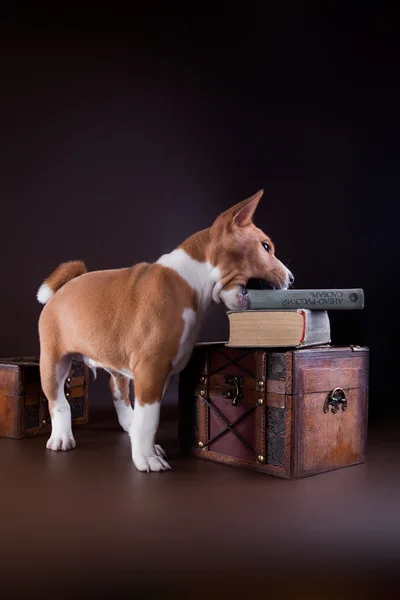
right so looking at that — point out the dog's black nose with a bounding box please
[288,271,294,285]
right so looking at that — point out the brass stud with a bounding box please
[258,380,264,387]
[200,390,205,397]
[257,455,264,463]
[198,441,204,448]
[66,377,71,384]
[257,398,264,405]
[200,376,205,383]
[65,392,71,399]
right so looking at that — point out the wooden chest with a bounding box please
[179,344,369,478]
[0,357,89,439]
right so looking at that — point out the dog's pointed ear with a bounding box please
[232,189,263,227]
[214,190,263,229]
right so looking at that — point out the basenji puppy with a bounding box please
[37,190,293,472]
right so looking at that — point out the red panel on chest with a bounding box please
[208,397,259,461]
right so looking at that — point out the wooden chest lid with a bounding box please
[0,356,39,367]
[0,357,40,396]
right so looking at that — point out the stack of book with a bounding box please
[227,287,364,348]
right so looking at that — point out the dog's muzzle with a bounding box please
[219,285,249,311]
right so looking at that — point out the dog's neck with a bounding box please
[156,228,222,312]
[178,228,212,263]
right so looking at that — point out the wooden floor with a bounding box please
[1,412,399,600]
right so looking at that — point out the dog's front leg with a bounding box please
[129,366,171,472]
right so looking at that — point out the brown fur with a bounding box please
[109,373,131,407]
[38,190,289,420]
[39,263,196,407]
[42,260,87,294]
[178,228,211,262]
[181,190,286,290]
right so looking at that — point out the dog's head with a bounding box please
[209,190,293,310]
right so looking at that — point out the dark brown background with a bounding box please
[0,6,398,424]
[1,7,400,599]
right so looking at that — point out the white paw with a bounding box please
[155,444,167,458]
[46,433,76,451]
[132,448,171,472]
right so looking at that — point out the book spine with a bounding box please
[247,288,364,310]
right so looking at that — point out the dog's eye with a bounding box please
[262,242,270,252]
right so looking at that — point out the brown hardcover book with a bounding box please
[227,309,331,348]
[0,357,89,439]
[179,343,369,478]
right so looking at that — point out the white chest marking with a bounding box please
[172,307,197,373]
[157,248,221,313]
[156,249,222,372]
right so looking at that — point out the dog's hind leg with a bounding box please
[109,373,134,432]
[40,351,76,451]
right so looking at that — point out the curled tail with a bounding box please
[37,260,88,305]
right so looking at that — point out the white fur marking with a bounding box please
[46,360,76,451]
[219,286,249,311]
[156,250,223,374]
[172,308,197,373]
[157,249,220,314]
[119,369,134,380]
[37,283,54,305]
[82,357,134,381]
[129,402,170,472]
[212,279,223,303]
[83,357,103,379]
[111,375,134,432]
